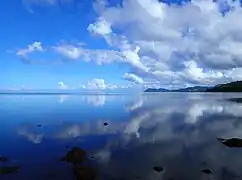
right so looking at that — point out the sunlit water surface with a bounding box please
[1,93,242,180]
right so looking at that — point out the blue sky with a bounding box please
[1,0,129,90]
[1,0,242,91]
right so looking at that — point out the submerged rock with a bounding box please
[153,166,164,172]
[62,147,97,180]
[218,137,242,147]
[0,166,19,175]
[61,147,87,164]
[73,166,97,180]
[0,156,8,163]
[202,169,212,174]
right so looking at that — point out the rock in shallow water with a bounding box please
[0,166,20,175]
[73,166,97,180]
[61,147,97,180]
[61,147,87,164]
[202,169,212,174]
[218,137,242,147]
[0,156,8,163]
[153,166,164,172]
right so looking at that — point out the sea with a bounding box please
[1,92,242,180]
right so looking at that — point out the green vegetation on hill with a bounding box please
[205,81,242,92]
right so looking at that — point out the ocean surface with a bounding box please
[1,93,242,180]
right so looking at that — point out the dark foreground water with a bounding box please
[1,93,242,180]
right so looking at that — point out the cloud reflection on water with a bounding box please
[17,124,43,144]
[15,93,242,179]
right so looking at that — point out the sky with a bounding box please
[2,0,242,91]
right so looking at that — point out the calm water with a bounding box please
[1,93,242,180]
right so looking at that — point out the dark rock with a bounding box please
[153,166,163,172]
[218,137,242,148]
[61,147,87,164]
[202,169,212,174]
[73,166,97,180]
[0,166,19,175]
[62,147,98,180]
[0,156,8,163]
[104,122,108,126]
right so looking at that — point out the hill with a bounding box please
[144,81,242,93]
[172,86,208,92]
[144,86,208,92]
[205,81,242,92]
[144,88,169,92]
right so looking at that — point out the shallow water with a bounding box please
[1,93,242,180]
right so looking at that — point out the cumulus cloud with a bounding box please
[58,82,68,89]
[15,42,59,65]
[81,78,117,90]
[122,73,144,84]
[17,42,43,58]
[86,0,242,86]
[52,43,149,74]
[16,0,242,87]
[53,43,123,65]
[84,78,106,89]
[88,18,112,36]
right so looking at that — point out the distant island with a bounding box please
[144,86,208,92]
[144,81,242,93]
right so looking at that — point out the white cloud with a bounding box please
[86,78,106,89]
[81,78,117,90]
[17,0,242,87]
[122,73,144,84]
[88,18,112,36]
[85,0,242,86]
[53,44,123,65]
[58,82,68,89]
[17,42,43,58]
